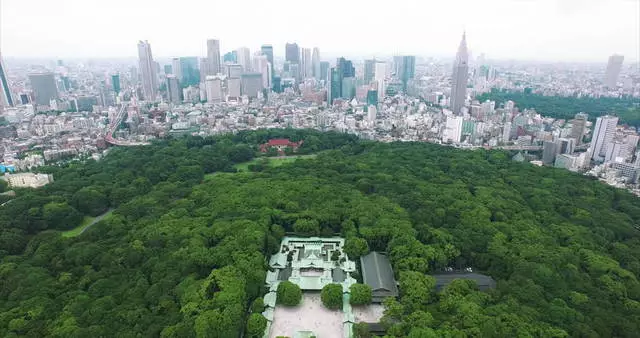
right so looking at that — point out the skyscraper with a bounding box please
[289,63,300,82]
[223,51,237,63]
[341,77,356,99]
[236,47,251,73]
[137,40,158,101]
[0,53,13,107]
[394,56,415,91]
[205,76,222,103]
[207,39,221,75]
[312,48,320,80]
[542,141,558,165]
[591,115,619,162]
[366,89,378,107]
[261,45,274,66]
[166,75,182,103]
[111,74,121,94]
[171,58,182,80]
[328,57,356,102]
[319,61,330,83]
[604,54,624,88]
[337,57,355,78]
[199,58,210,84]
[28,72,58,106]
[450,32,469,115]
[301,48,312,79]
[570,113,588,145]
[241,73,263,98]
[364,59,376,85]
[179,57,200,86]
[227,78,242,98]
[328,67,341,104]
[253,54,272,90]
[374,62,386,102]
[226,64,243,78]
[285,43,300,63]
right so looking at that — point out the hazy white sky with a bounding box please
[1,0,639,62]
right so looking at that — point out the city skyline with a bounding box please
[1,0,639,62]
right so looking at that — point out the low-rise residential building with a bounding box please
[3,172,53,188]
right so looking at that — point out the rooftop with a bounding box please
[360,252,398,303]
[431,272,497,291]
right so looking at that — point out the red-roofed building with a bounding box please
[260,139,304,154]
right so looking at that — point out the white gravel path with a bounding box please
[270,294,343,338]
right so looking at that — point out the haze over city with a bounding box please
[3,1,640,338]
[2,0,639,61]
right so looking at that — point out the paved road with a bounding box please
[80,209,113,234]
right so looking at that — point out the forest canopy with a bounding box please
[477,89,640,127]
[1,129,640,337]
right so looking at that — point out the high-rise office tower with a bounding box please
[312,48,320,80]
[171,58,182,81]
[0,53,13,108]
[542,141,558,165]
[450,32,469,115]
[319,61,330,83]
[164,65,172,75]
[253,54,272,90]
[261,45,274,68]
[179,57,199,86]
[328,57,356,102]
[199,58,210,83]
[393,56,403,77]
[226,64,243,78]
[28,72,58,106]
[137,40,158,101]
[301,48,312,78]
[111,74,121,94]
[166,75,182,103]
[337,57,355,78]
[604,54,624,88]
[328,67,341,104]
[241,73,263,98]
[374,62,386,102]
[236,47,251,73]
[570,113,588,145]
[227,78,242,98]
[366,89,378,107]
[223,51,237,63]
[285,43,300,63]
[341,77,356,99]
[207,39,221,75]
[591,115,619,162]
[205,76,222,103]
[272,76,281,93]
[289,63,300,82]
[364,59,376,85]
[394,56,415,91]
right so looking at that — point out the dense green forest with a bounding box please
[477,89,640,127]
[2,129,640,337]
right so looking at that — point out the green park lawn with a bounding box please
[62,210,114,238]
[234,154,317,172]
[62,216,95,238]
[205,154,318,180]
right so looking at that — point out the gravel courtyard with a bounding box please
[270,293,343,338]
[353,303,384,323]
